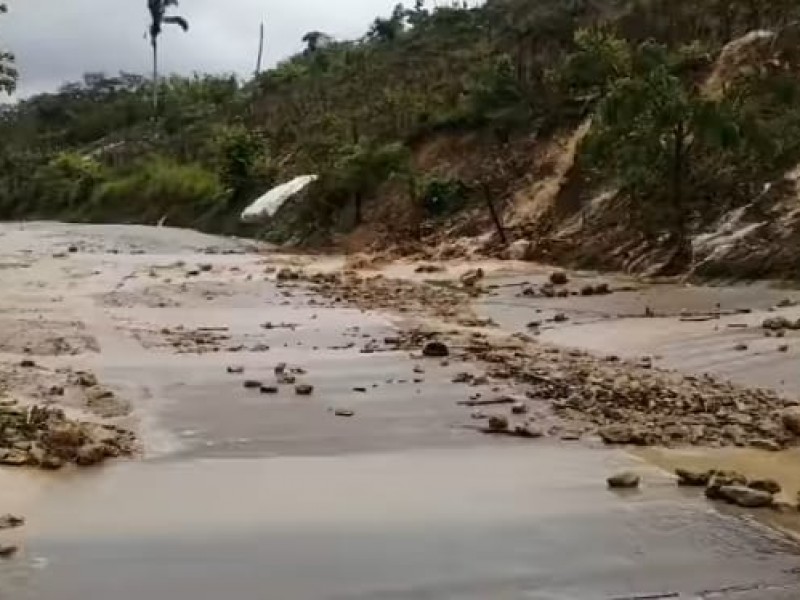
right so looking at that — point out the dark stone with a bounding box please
[607,472,640,489]
[675,468,712,486]
[422,341,449,358]
[749,479,781,495]
[295,384,315,396]
[243,380,262,389]
[259,386,279,394]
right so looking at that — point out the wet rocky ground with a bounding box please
[1,223,800,598]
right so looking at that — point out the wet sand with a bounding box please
[1,223,800,598]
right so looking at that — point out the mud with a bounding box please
[1,223,800,598]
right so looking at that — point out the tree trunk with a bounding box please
[482,183,508,247]
[354,192,363,226]
[670,120,692,270]
[152,38,159,116]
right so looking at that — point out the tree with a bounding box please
[301,31,332,54]
[0,3,17,95]
[585,50,739,265]
[147,0,189,114]
[368,4,407,42]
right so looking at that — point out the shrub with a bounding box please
[89,156,226,225]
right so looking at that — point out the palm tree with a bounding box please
[147,0,189,113]
[0,3,17,95]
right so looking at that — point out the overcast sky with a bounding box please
[2,0,405,97]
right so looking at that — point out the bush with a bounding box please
[89,156,226,225]
[421,177,469,217]
[30,152,106,216]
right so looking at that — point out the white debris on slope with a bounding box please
[240,175,318,223]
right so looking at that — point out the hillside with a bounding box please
[3,0,800,277]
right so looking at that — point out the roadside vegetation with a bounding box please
[2,0,800,262]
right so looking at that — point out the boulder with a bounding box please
[460,268,484,287]
[226,366,245,374]
[607,471,640,489]
[295,384,315,396]
[781,408,800,435]
[675,468,712,487]
[0,545,18,558]
[549,271,569,285]
[598,424,649,446]
[488,415,509,432]
[0,450,29,467]
[243,380,263,389]
[75,444,110,467]
[259,385,279,394]
[508,240,533,261]
[718,485,774,508]
[334,409,355,418]
[422,341,449,358]
[750,439,782,452]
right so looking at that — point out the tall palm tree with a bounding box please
[147,0,189,113]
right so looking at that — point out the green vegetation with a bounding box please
[2,0,800,258]
[0,3,16,95]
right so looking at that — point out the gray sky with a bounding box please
[2,0,403,97]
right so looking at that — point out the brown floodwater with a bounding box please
[1,223,800,599]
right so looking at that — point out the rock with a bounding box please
[717,485,774,508]
[198,263,213,272]
[274,362,287,375]
[470,410,487,420]
[550,271,569,285]
[513,423,543,438]
[779,344,790,353]
[414,264,444,274]
[511,402,528,415]
[0,545,18,558]
[750,439,782,452]
[243,380,262,389]
[68,245,79,253]
[278,374,297,385]
[675,468,712,487]
[598,425,649,446]
[19,359,36,368]
[749,479,781,494]
[0,450,29,466]
[422,341,449,358]
[553,313,568,323]
[76,444,110,467]
[353,387,368,393]
[459,268,484,287]
[259,385,279,394]
[227,366,245,374]
[488,415,509,432]
[508,240,533,261]
[40,455,65,470]
[295,384,314,396]
[734,343,748,351]
[763,316,793,331]
[580,285,596,296]
[781,408,800,435]
[607,471,640,489]
[706,471,748,499]
[594,283,611,295]
[0,514,24,530]
[75,371,98,387]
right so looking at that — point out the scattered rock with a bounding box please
[278,374,297,385]
[749,479,781,495]
[422,341,449,358]
[553,313,568,323]
[508,240,533,261]
[779,344,790,353]
[550,271,569,285]
[227,366,245,374]
[717,485,774,508]
[40,455,65,470]
[259,385,279,394]
[243,380,262,389]
[75,444,109,467]
[198,263,213,272]
[295,384,315,396]
[414,264,444,274]
[675,468,712,487]
[0,450,29,466]
[0,545,18,558]
[598,425,649,446]
[459,268,484,287]
[488,415,509,432]
[750,439,782,452]
[19,360,36,368]
[274,362,287,375]
[511,402,528,415]
[734,343,749,351]
[334,409,355,417]
[607,472,640,489]
[781,408,800,435]
[0,514,24,530]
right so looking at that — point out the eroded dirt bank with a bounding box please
[2,223,800,599]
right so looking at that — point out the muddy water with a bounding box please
[1,224,800,598]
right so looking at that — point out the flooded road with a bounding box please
[1,223,800,599]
